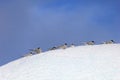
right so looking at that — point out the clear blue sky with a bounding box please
[0,0,120,66]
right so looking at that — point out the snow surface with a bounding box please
[0,44,120,80]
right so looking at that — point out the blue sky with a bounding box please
[0,0,120,66]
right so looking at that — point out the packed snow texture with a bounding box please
[0,44,120,80]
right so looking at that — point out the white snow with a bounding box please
[0,44,120,80]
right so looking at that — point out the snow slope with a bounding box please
[0,44,120,80]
